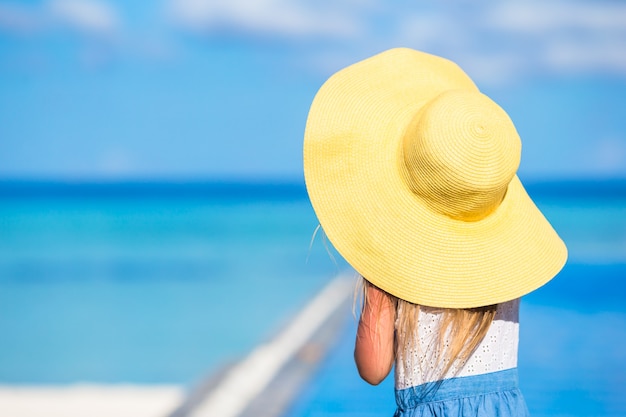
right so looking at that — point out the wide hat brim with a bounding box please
[303,48,567,308]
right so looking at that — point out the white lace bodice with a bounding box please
[395,298,520,389]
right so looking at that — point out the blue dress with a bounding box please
[394,299,529,417]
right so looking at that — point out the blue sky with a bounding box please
[0,0,625,181]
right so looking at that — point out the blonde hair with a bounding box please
[357,277,497,382]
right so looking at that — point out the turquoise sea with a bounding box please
[1,180,625,417]
[0,182,343,385]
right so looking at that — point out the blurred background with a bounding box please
[0,1,625,417]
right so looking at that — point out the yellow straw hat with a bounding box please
[303,48,567,308]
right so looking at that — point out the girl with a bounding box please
[303,48,567,416]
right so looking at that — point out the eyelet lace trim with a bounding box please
[395,299,520,389]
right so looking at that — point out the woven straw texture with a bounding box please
[303,48,567,308]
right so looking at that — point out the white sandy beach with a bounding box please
[0,385,184,417]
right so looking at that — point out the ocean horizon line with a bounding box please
[0,177,625,200]
[0,179,309,200]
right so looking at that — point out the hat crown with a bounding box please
[402,89,522,221]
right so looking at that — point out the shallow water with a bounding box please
[0,184,344,385]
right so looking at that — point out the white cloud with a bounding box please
[482,0,626,77]
[0,1,184,73]
[0,0,120,37]
[98,148,136,177]
[168,0,365,39]
[543,37,626,74]
[591,136,626,174]
[165,0,626,83]
[395,14,463,50]
[0,3,43,34]
[3,0,626,83]
[487,1,626,34]
[48,0,119,36]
